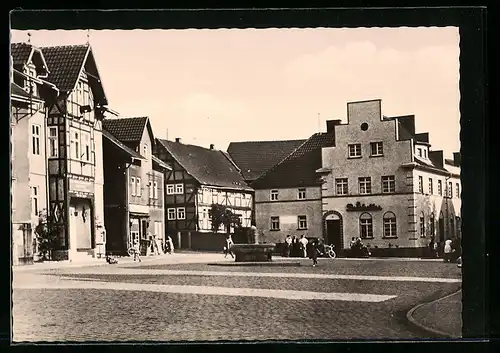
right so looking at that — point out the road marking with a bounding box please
[59,269,461,283]
[13,279,397,302]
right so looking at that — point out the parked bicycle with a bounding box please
[127,241,141,262]
[321,244,337,259]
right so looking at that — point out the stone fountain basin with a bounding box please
[231,243,276,262]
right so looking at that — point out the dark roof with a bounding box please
[11,42,32,67]
[103,117,152,149]
[227,139,307,181]
[157,139,252,191]
[152,155,171,171]
[10,82,30,99]
[41,45,89,92]
[102,129,145,160]
[251,131,336,189]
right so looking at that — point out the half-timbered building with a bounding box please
[10,42,58,265]
[102,117,170,256]
[155,139,253,250]
[41,44,111,261]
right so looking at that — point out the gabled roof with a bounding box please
[157,139,252,191]
[251,131,336,189]
[11,42,32,66]
[40,45,108,105]
[41,45,89,92]
[103,117,154,149]
[102,129,145,161]
[227,139,307,181]
[11,42,49,75]
[152,155,172,171]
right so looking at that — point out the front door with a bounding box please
[69,206,78,261]
[326,220,342,250]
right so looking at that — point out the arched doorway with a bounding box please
[323,211,343,251]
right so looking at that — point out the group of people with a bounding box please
[349,237,371,257]
[283,235,311,258]
[429,236,461,262]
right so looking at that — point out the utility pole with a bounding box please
[317,113,321,132]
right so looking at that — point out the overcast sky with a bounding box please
[11,28,460,157]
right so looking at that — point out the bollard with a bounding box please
[177,231,181,249]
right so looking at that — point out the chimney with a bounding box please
[210,144,215,150]
[175,137,181,143]
[453,152,461,166]
[326,119,342,133]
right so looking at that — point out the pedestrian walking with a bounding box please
[309,239,319,267]
[285,235,292,257]
[429,236,435,258]
[224,235,234,258]
[133,236,141,262]
[167,235,175,254]
[299,235,309,258]
[443,238,453,262]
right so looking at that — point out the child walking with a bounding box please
[224,235,234,258]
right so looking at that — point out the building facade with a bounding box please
[41,44,110,261]
[319,99,461,255]
[155,139,253,250]
[250,132,336,245]
[10,43,56,265]
[103,117,169,256]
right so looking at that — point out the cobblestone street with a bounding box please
[12,255,462,342]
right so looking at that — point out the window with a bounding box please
[456,183,460,198]
[82,133,90,161]
[31,124,40,155]
[143,144,148,156]
[358,177,372,195]
[428,178,434,194]
[167,184,175,195]
[370,142,383,156]
[154,181,158,199]
[348,144,362,158]
[335,178,348,195]
[381,176,395,193]
[419,213,426,237]
[31,186,39,216]
[148,181,153,200]
[423,149,427,158]
[48,127,58,157]
[417,148,422,157]
[298,215,308,230]
[383,212,397,238]
[136,178,142,197]
[418,176,423,193]
[131,177,136,196]
[437,180,443,196]
[298,188,306,200]
[71,131,80,160]
[175,184,184,194]
[359,213,373,239]
[448,182,453,198]
[177,207,186,220]
[235,194,241,207]
[270,189,279,201]
[167,208,176,220]
[270,216,280,230]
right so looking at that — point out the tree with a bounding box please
[34,209,58,261]
[210,204,242,234]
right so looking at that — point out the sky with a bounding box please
[11,28,460,157]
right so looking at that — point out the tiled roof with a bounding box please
[227,139,307,181]
[102,129,144,160]
[414,155,448,173]
[41,45,89,92]
[103,117,149,147]
[152,155,171,170]
[11,42,32,67]
[251,131,336,189]
[157,139,252,191]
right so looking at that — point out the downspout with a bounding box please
[124,161,132,254]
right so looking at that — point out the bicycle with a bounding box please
[322,244,337,259]
[127,243,141,262]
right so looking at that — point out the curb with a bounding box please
[207,261,302,267]
[406,288,462,339]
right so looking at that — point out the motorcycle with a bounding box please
[316,244,337,259]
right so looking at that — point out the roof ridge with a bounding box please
[229,138,307,144]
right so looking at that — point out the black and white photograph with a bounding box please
[9,8,487,344]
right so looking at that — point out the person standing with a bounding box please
[133,236,141,262]
[167,235,175,254]
[285,235,292,257]
[225,234,234,258]
[310,239,319,267]
[299,235,309,258]
[429,236,435,258]
[443,238,453,262]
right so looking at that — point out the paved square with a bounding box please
[12,255,462,342]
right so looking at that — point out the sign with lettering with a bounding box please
[69,178,94,194]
